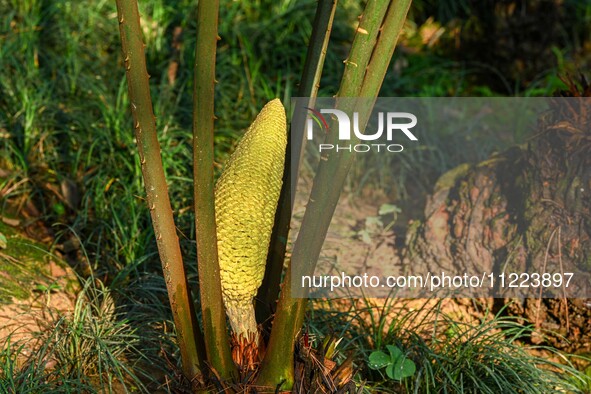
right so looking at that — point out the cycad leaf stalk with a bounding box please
[192,0,237,381]
[256,0,412,390]
[256,0,338,336]
[115,0,205,382]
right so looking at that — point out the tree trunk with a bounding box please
[403,85,591,352]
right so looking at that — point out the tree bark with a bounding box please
[403,90,591,352]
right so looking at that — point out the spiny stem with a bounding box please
[292,0,339,171]
[359,0,412,102]
[354,0,413,133]
[256,0,338,339]
[256,1,412,390]
[192,0,238,381]
[337,0,390,98]
[115,0,205,382]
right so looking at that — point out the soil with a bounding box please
[0,215,78,366]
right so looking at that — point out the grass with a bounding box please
[309,298,589,393]
[4,289,589,393]
[0,277,149,393]
[1,0,590,392]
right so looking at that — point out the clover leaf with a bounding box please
[369,345,416,381]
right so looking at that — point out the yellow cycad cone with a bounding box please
[215,98,287,342]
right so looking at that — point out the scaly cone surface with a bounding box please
[215,99,287,341]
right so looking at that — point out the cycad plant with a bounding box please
[115,0,411,391]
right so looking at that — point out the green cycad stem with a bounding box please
[357,0,412,119]
[337,0,390,98]
[256,1,412,390]
[192,0,238,381]
[291,0,339,182]
[115,0,205,382]
[256,0,338,337]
